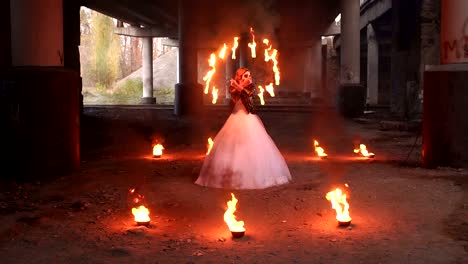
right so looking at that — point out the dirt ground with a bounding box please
[0,107,467,264]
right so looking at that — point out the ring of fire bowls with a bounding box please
[136,221,151,227]
[231,231,245,238]
[338,220,351,227]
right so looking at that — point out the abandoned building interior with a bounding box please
[0,0,467,263]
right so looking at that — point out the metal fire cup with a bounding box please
[231,231,245,238]
[136,221,150,227]
[338,220,351,227]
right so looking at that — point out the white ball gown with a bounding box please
[195,100,292,189]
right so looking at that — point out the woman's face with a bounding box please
[236,69,251,83]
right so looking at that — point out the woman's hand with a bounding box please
[230,79,244,91]
[240,76,252,88]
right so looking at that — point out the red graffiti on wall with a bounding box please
[443,18,468,61]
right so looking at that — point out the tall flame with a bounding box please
[132,205,150,223]
[325,188,351,223]
[354,144,375,158]
[224,193,245,232]
[263,38,272,61]
[313,140,327,158]
[231,37,239,60]
[153,144,164,156]
[248,27,257,58]
[265,83,275,97]
[206,137,214,155]
[257,85,265,105]
[203,53,217,94]
[264,47,280,85]
[211,87,218,104]
[218,43,227,60]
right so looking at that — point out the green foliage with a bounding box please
[114,79,143,103]
[80,8,122,89]
[95,79,143,104]
[155,85,175,104]
[92,13,121,88]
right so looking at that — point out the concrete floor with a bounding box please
[0,107,466,263]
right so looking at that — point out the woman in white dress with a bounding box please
[195,68,292,189]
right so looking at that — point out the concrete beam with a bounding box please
[323,0,392,36]
[161,38,179,47]
[114,26,176,38]
[360,0,392,29]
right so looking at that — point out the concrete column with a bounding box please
[10,0,64,66]
[366,23,379,105]
[239,32,250,68]
[305,40,323,99]
[225,52,235,105]
[340,0,360,84]
[174,0,202,116]
[140,37,156,104]
[338,0,365,117]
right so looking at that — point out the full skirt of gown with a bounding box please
[195,101,292,189]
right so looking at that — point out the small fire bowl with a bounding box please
[153,155,162,159]
[368,154,375,158]
[231,231,245,238]
[338,220,351,227]
[320,156,328,160]
[136,221,151,227]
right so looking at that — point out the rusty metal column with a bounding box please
[174,0,202,116]
[10,0,64,66]
[338,0,365,117]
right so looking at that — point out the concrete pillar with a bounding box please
[340,0,360,84]
[174,0,202,116]
[239,32,250,69]
[338,0,365,117]
[305,40,323,99]
[10,0,64,66]
[366,23,379,105]
[141,37,156,104]
[225,52,235,105]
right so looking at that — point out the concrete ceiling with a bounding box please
[82,0,178,33]
[81,0,341,41]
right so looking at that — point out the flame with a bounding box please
[263,38,272,61]
[231,37,239,60]
[211,87,218,104]
[354,144,375,157]
[257,85,265,105]
[206,137,214,155]
[203,53,217,94]
[265,83,275,97]
[313,140,328,158]
[224,193,245,232]
[153,144,164,156]
[248,27,257,58]
[264,47,280,85]
[218,43,227,59]
[132,205,150,223]
[325,188,351,223]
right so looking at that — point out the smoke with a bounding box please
[200,0,280,45]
